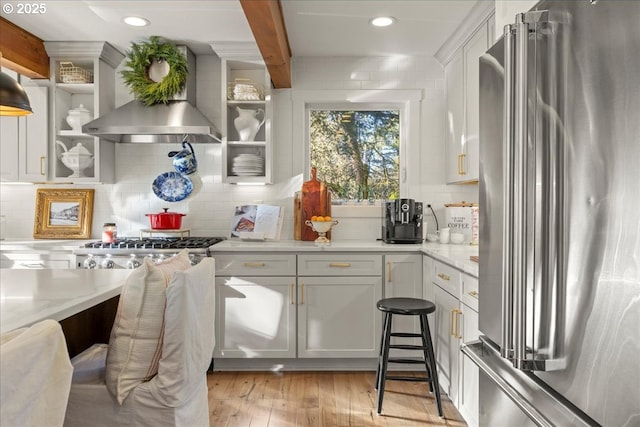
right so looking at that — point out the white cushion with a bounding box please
[105,250,191,404]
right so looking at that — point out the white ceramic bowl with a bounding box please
[450,233,465,244]
[426,233,438,242]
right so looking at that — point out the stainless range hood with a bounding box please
[83,45,221,143]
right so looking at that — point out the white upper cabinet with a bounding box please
[0,79,48,183]
[445,20,492,184]
[44,42,123,183]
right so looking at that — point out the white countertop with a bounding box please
[0,239,90,253]
[0,269,130,334]
[210,239,479,277]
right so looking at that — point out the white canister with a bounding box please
[66,104,92,132]
[438,227,450,244]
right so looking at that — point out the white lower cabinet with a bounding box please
[297,276,381,358]
[434,282,461,406]
[430,257,479,427]
[214,276,296,358]
[384,253,423,354]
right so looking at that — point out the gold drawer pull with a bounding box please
[468,290,479,299]
[329,262,351,268]
[437,273,451,281]
[40,156,46,176]
[290,283,294,305]
[243,262,265,267]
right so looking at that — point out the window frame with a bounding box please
[292,90,422,199]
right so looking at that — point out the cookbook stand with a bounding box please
[139,229,191,239]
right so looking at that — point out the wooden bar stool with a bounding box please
[375,297,443,417]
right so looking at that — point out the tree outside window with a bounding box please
[310,109,400,201]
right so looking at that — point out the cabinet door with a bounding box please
[434,284,460,405]
[298,276,382,358]
[385,254,423,352]
[459,303,480,427]
[0,85,48,182]
[214,276,296,358]
[462,22,489,182]
[445,51,465,184]
[0,114,19,182]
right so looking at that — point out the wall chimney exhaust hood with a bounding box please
[82,45,221,143]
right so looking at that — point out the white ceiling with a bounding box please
[2,0,481,58]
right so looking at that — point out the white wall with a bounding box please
[494,0,539,38]
[0,54,477,241]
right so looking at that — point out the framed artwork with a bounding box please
[33,188,94,239]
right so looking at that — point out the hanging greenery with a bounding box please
[120,36,188,106]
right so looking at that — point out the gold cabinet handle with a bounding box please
[460,153,466,175]
[243,262,265,267]
[437,273,450,281]
[457,154,463,175]
[468,290,479,299]
[451,309,462,339]
[387,261,392,283]
[329,262,351,268]
[40,156,46,176]
[290,283,294,305]
[300,283,304,305]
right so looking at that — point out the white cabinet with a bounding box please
[384,254,423,353]
[297,253,382,358]
[44,42,123,183]
[445,20,492,184]
[220,58,273,184]
[214,254,296,358]
[297,276,382,358]
[214,276,296,358]
[434,281,461,406]
[459,278,479,427]
[430,257,480,427]
[0,81,48,183]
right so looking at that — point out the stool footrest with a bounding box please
[385,375,431,383]
[390,332,422,338]
[387,358,425,364]
[390,344,427,350]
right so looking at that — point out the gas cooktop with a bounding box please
[82,236,225,250]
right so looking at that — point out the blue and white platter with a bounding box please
[152,171,193,202]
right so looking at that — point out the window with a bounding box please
[292,90,421,203]
[310,109,400,201]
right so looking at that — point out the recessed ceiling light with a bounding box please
[123,16,150,27]
[370,16,396,27]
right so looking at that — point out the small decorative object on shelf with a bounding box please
[59,61,93,83]
[227,78,263,101]
[234,107,265,141]
[120,36,188,106]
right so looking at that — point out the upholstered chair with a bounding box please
[63,257,215,427]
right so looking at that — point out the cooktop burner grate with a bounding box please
[84,237,225,250]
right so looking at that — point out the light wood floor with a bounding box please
[208,371,467,427]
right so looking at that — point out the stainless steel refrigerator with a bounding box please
[462,1,640,426]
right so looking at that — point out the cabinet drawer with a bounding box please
[298,254,382,276]
[0,253,72,269]
[432,259,461,297]
[214,254,296,276]
[460,273,478,312]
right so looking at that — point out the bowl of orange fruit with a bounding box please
[305,215,338,243]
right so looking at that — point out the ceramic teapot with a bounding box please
[66,104,92,132]
[56,140,94,177]
[234,107,265,141]
[168,141,197,175]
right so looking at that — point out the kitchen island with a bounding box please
[0,269,130,355]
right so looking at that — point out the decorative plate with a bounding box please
[152,171,193,202]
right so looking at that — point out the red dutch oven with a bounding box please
[145,208,186,229]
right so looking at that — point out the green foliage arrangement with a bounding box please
[120,36,188,106]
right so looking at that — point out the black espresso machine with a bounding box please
[382,199,423,243]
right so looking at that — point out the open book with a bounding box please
[230,204,284,240]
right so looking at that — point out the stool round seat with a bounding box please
[376,297,436,315]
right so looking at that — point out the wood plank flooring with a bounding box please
[208,371,467,427]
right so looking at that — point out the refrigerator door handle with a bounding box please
[501,23,516,361]
[512,13,530,369]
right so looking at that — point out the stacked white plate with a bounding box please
[232,153,264,176]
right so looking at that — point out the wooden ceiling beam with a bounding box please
[239,0,292,89]
[0,17,49,79]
